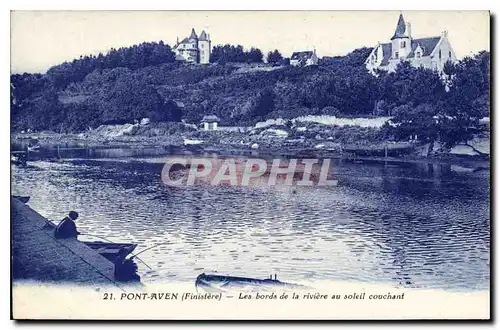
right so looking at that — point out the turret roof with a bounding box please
[391,13,407,40]
[199,30,209,41]
[189,28,198,40]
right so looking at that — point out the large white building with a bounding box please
[365,13,457,75]
[173,28,211,64]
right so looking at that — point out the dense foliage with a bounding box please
[45,41,176,89]
[210,44,263,64]
[385,51,490,146]
[266,50,283,66]
[11,39,489,147]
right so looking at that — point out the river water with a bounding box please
[11,145,490,291]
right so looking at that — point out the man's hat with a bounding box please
[68,211,79,220]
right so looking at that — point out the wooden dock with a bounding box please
[11,197,126,287]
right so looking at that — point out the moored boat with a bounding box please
[27,145,40,152]
[83,242,137,262]
[195,273,310,292]
[11,151,27,166]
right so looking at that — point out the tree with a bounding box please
[97,73,165,124]
[251,88,275,120]
[211,44,246,63]
[437,51,490,146]
[446,51,489,118]
[389,103,439,142]
[319,47,373,68]
[273,80,301,112]
[267,49,283,66]
[380,62,445,107]
[387,52,490,147]
[149,100,182,122]
[45,41,176,89]
[64,102,102,132]
[12,87,64,131]
[211,44,263,64]
[247,47,263,63]
[442,60,456,90]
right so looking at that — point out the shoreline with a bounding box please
[12,133,490,170]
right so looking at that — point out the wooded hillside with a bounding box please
[11,41,489,146]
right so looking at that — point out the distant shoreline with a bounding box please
[11,132,490,170]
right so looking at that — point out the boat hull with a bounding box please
[195,273,310,292]
[83,242,137,262]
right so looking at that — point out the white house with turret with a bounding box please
[365,13,457,75]
[173,28,211,64]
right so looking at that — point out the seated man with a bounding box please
[54,211,80,239]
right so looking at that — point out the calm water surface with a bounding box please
[11,146,490,291]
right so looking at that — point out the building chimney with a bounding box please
[405,22,412,38]
[204,24,211,41]
[441,30,448,38]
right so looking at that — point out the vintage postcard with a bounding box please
[10,10,490,320]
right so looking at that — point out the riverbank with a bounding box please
[12,122,490,170]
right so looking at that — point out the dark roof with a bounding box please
[407,37,441,58]
[199,30,209,41]
[173,38,189,49]
[189,28,198,40]
[391,13,407,40]
[201,115,220,123]
[174,37,199,51]
[291,51,314,60]
[377,36,441,66]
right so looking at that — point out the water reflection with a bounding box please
[10,146,490,291]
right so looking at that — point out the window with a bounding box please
[401,41,406,48]
[395,52,399,59]
[416,52,421,59]
[201,44,204,48]
[439,50,442,59]
[449,51,452,58]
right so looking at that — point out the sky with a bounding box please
[10,10,490,74]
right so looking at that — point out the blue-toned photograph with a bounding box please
[10,10,490,320]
